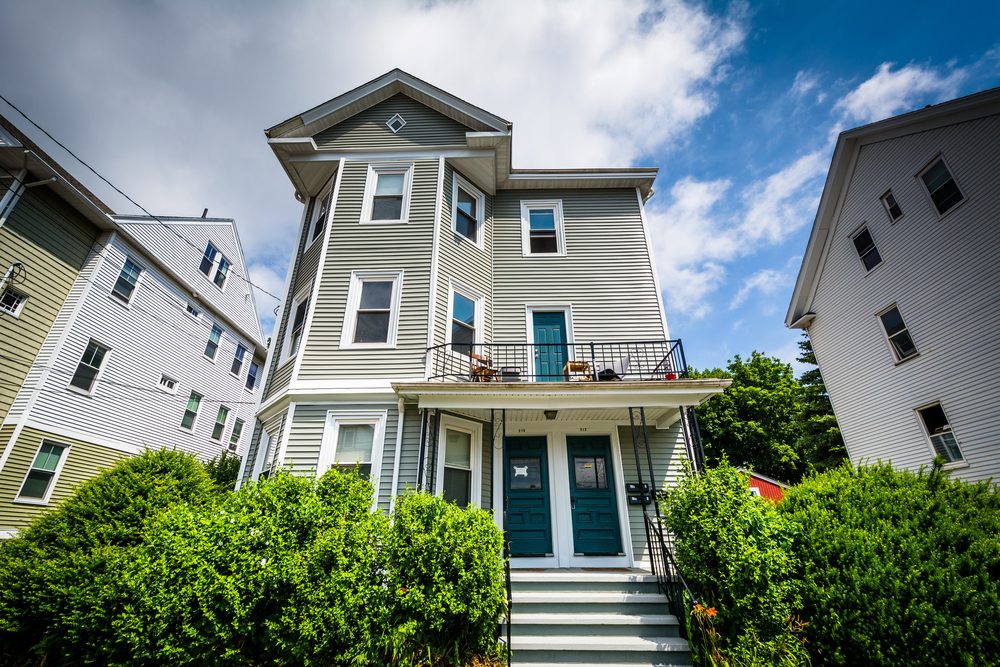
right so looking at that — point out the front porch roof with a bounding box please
[391,378,729,412]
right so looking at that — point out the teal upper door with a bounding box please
[532,312,568,382]
[505,436,552,556]
[567,436,622,556]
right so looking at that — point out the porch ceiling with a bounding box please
[391,378,729,412]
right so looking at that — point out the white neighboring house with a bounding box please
[787,86,1000,483]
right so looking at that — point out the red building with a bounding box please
[737,468,789,502]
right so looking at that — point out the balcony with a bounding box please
[427,340,688,383]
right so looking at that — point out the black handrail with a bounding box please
[645,515,698,640]
[427,340,688,383]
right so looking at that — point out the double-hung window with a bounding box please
[452,173,485,246]
[211,405,230,442]
[199,243,218,276]
[285,293,310,360]
[362,164,412,223]
[16,442,68,503]
[245,361,260,391]
[205,324,222,360]
[319,411,387,496]
[521,200,566,255]
[448,287,480,357]
[917,403,963,463]
[878,304,918,362]
[881,190,903,222]
[111,258,141,303]
[851,226,882,271]
[436,416,481,508]
[231,344,247,376]
[0,286,26,317]
[199,242,231,290]
[919,157,964,215]
[308,186,333,245]
[229,418,245,452]
[342,271,403,348]
[69,340,109,393]
[213,256,230,289]
[181,391,202,431]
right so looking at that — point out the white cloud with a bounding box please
[790,70,819,98]
[729,268,792,309]
[833,61,967,128]
[246,262,286,337]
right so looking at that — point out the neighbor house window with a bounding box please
[448,287,480,356]
[231,344,247,376]
[917,403,963,462]
[0,286,26,317]
[199,243,218,276]
[362,164,412,223]
[452,173,485,246]
[16,442,68,502]
[185,303,201,318]
[181,391,202,431]
[919,157,964,215]
[199,242,231,289]
[521,200,565,255]
[158,374,177,393]
[213,256,230,289]
[851,226,882,271]
[342,271,403,347]
[436,417,481,508]
[229,418,245,452]
[878,304,918,362]
[69,340,109,393]
[111,257,142,303]
[319,411,387,494]
[211,405,230,442]
[205,324,222,360]
[285,292,310,360]
[245,361,260,391]
[308,186,333,245]
[881,190,903,222]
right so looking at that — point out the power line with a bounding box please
[0,94,284,302]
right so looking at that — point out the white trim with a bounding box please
[423,156,445,378]
[158,373,178,395]
[525,305,576,366]
[14,440,71,505]
[0,168,27,229]
[520,199,566,256]
[360,162,414,224]
[875,302,919,364]
[0,284,28,318]
[67,338,113,396]
[280,283,313,364]
[389,398,406,512]
[340,270,404,349]
[849,224,883,273]
[434,413,483,507]
[451,171,486,250]
[109,255,144,306]
[274,402,296,473]
[385,113,407,134]
[445,280,484,351]
[914,401,965,464]
[12,420,143,456]
[880,188,904,224]
[635,188,670,339]
[304,177,335,252]
[179,390,204,433]
[288,148,495,163]
[916,152,966,218]
[318,408,388,511]
[203,323,223,362]
[250,427,273,481]
[209,404,231,443]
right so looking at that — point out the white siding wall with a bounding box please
[809,113,1000,483]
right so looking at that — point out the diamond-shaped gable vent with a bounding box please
[386,114,406,133]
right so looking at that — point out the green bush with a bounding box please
[0,448,218,666]
[659,461,809,666]
[382,492,506,665]
[780,462,1000,666]
[204,449,243,491]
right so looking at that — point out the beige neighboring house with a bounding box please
[787,86,1000,484]
[0,115,266,536]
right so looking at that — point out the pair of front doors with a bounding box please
[505,435,623,558]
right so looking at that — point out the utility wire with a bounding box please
[0,93,284,302]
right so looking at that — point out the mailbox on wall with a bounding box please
[626,482,652,505]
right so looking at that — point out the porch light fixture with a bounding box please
[544,410,558,421]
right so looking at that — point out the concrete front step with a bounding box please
[511,590,670,616]
[510,571,662,594]
[509,635,692,666]
[510,612,681,638]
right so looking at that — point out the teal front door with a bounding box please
[505,436,552,556]
[532,312,568,382]
[567,436,623,555]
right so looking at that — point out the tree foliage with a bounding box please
[793,335,846,473]
[204,449,243,491]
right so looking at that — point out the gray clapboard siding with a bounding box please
[432,163,494,347]
[314,94,473,150]
[492,188,666,343]
[394,403,424,497]
[0,187,98,422]
[809,112,1000,483]
[617,422,686,562]
[262,409,287,472]
[298,159,437,379]
[25,234,260,462]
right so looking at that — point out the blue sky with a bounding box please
[1,0,997,374]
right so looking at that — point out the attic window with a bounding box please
[386,114,406,134]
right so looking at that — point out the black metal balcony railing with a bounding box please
[427,340,688,383]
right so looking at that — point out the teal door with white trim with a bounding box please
[506,436,552,556]
[566,435,622,555]
[532,312,568,382]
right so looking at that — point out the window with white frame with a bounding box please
[16,441,68,503]
[308,186,333,245]
[521,200,565,255]
[69,340,109,393]
[919,157,964,215]
[362,164,412,223]
[436,417,482,508]
[342,271,403,347]
[881,190,903,222]
[0,286,26,317]
[229,418,245,452]
[199,242,231,289]
[181,391,202,431]
[878,304,918,362]
[158,373,177,393]
[452,173,484,246]
[917,403,963,463]
[319,411,386,485]
[211,405,230,442]
[111,257,142,303]
[285,291,310,360]
[231,344,247,376]
[851,226,882,271]
[186,303,201,318]
[204,324,223,360]
[448,287,480,356]
[245,360,260,391]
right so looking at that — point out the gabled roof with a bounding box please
[786,86,1000,328]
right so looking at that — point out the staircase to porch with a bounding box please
[505,570,691,666]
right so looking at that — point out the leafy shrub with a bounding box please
[0,448,218,666]
[780,462,1000,666]
[382,492,506,665]
[204,449,243,491]
[659,461,809,666]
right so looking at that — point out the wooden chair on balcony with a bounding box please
[563,360,592,381]
[470,353,498,382]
